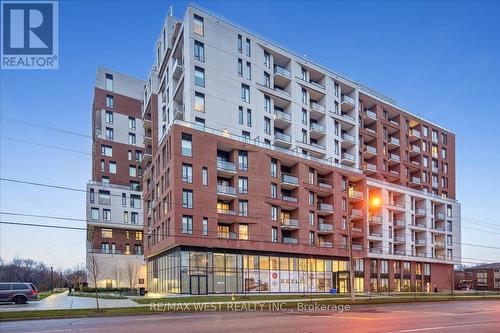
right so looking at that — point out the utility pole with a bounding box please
[50,266,53,292]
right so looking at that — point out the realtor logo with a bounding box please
[1,1,58,69]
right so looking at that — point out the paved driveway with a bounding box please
[0,291,142,312]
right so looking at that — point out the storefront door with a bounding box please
[190,275,207,295]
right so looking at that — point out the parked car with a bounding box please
[0,282,38,304]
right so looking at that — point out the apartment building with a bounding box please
[455,263,500,291]
[136,5,461,294]
[85,67,147,288]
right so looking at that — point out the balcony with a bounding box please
[218,232,237,239]
[317,202,334,215]
[434,241,445,248]
[365,109,377,121]
[309,80,325,90]
[341,94,355,109]
[350,209,363,219]
[369,231,382,238]
[217,160,236,176]
[217,208,237,216]
[274,132,292,147]
[394,219,406,228]
[274,109,292,126]
[394,250,406,256]
[415,208,426,216]
[394,236,406,243]
[174,104,184,120]
[281,173,299,189]
[409,144,421,155]
[369,247,383,254]
[310,101,326,115]
[310,123,326,137]
[369,216,383,224]
[172,58,183,79]
[364,145,377,157]
[273,65,291,83]
[388,153,401,165]
[410,177,421,185]
[432,181,439,188]
[317,223,334,233]
[341,152,355,165]
[341,133,356,146]
[409,128,421,139]
[363,163,377,174]
[349,188,364,201]
[352,243,363,251]
[318,241,333,248]
[432,166,439,173]
[432,225,446,232]
[217,185,237,199]
[281,218,300,230]
[415,239,427,246]
[435,212,445,221]
[282,237,298,244]
[388,136,400,147]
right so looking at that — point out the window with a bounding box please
[194,40,204,61]
[245,38,251,56]
[128,133,136,145]
[308,211,314,225]
[101,228,112,239]
[130,194,141,208]
[239,224,249,240]
[182,163,193,183]
[124,211,129,223]
[129,165,137,177]
[246,109,252,127]
[342,217,347,230]
[301,88,307,104]
[193,14,204,36]
[238,150,248,170]
[264,117,271,135]
[441,147,447,159]
[135,231,143,241]
[238,106,244,124]
[103,209,111,221]
[202,218,208,236]
[302,129,307,143]
[432,130,439,143]
[264,72,270,87]
[264,95,271,112]
[302,109,307,125]
[246,62,251,80]
[195,117,205,127]
[105,127,114,140]
[182,189,193,209]
[238,177,248,194]
[106,95,114,108]
[182,133,192,157]
[89,189,95,203]
[239,200,249,216]
[134,244,142,255]
[91,208,99,220]
[271,205,278,221]
[272,227,278,242]
[334,82,339,97]
[109,161,116,174]
[237,59,243,76]
[105,73,113,91]
[270,158,277,177]
[131,212,139,224]
[380,260,389,274]
[309,191,314,205]
[182,216,193,234]
[241,84,250,102]
[135,151,142,162]
[194,92,205,112]
[202,167,208,186]
[264,51,270,68]
[271,183,277,198]
[441,133,448,145]
[422,126,428,137]
[194,66,205,87]
[237,34,242,53]
[127,117,136,130]
[98,190,111,205]
[105,111,113,124]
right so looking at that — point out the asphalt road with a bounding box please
[1,300,499,333]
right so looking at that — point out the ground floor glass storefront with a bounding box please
[147,247,351,294]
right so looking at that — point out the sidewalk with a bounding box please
[0,291,143,312]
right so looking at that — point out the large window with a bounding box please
[103,209,111,221]
[194,40,204,62]
[101,228,112,239]
[109,161,116,174]
[105,111,113,124]
[130,194,141,208]
[238,177,248,194]
[101,145,112,157]
[129,117,136,130]
[238,150,248,171]
[238,200,248,216]
[91,208,99,220]
[105,73,113,91]
[241,84,250,103]
[194,92,205,112]
[182,163,193,183]
[202,167,208,186]
[181,133,192,157]
[106,95,114,108]
[193,14,204,36]
[239,224,249,240]
[182,189,193,209]
[128,133,136,145]
[182,216,193,234]
[202,218,208,236]
[98,190,110,205]
[194,66,205,87]
[129,165,137,177]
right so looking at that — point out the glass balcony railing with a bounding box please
[217,160,236,173]
[394,219,406,227]
[341,94,355,105]
[281,173,299,185]
[274,109,291,122]
[281,218,299,228]
[310,102,326,113]
[217,185,236,196]
[274,132,291,143]
[415,239,427,245]
[282,237,298,244]
[365,109,377,119]
[273,65,291,78]
[394,236,406,242]
[318,223,334,231]
[310,122,326,133]
[389,137,400,146]
[352,243,363,251]
[369,216,382,223]
[411,177,421,184]
[389,153,401,162]
[409,129,421,138]
[351,209,363,217]
[282,195,298,203]
[342,133,355,143]
[369,248,383,254]
[342,152,355,161]
[218,232,237,239]
[364,145,377,154]
[318,241,333,248]
[217,208,237,215]
[317,202,334,212]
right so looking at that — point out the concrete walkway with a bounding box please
[0,291,143,312]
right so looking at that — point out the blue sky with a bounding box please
[1,0,499,269]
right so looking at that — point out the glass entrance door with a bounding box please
[190,275,207,295]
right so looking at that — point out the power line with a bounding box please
[0,136,91,156]
[0,116,92,138]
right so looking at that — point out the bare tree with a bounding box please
[87,251,102,311]
[111,265,122,288]
[123,261,139,289]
